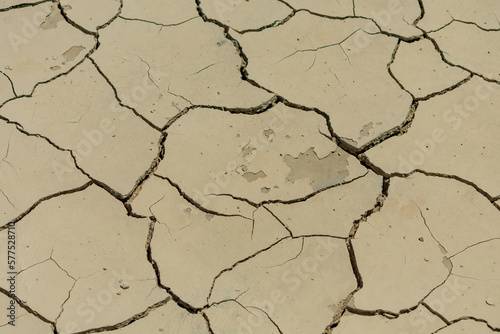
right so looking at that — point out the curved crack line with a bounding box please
[162,96,280,133]
[323,282,364,332]
[0,181,93,232]
[426,18,500,35]
[421,302,452,326]
[202,312,215,334]
[388,169,499,208]
[417,205,448,253]
[0,52,99,113]
[153,174,252,220]
[263,237,304,269]
[118,15,199,28]
[0,114,163,202]
[445,317,500,332]
[387,39,415,98]
[209,170,370,209]
[292,8,423,42]
[0,286,55,327]
[88,57,163,132]
[262,205,293,237]
[56,0,97,37]
[0,0,51,12]
[246,305,284,334]
[0,70,17,97]
[237,10,296,34]
[145,218,203,314]
[206,236,291,303]
[348,176,389,239]
[71,297,171,334]
[415,73,473,102]
[272,27,362,66]
[449,237,500,259]
[421,27,500,86]
[413,0,425,26]
[95,0,123,31]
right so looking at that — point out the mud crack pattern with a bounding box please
[0,0,499,333]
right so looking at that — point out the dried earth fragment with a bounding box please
[91,17,272,128]
[205,300,282,334]
[120,0,199,26]
[418,0,500,31]
[285,0,353,16]
[352,176,453,312]
[0,72,15,104]
[435,320,496,333]
[0,185,167,333]
[381,174,499,256]
[199,0,293,32]
[0,59,161,198]
[425,239,500,329]
[333,305,446,333]
[364,76,500,198]
[0,3,95,95]
[131,175,288,308]
[354,0,422,38]
[60,0,121,32]
[99,300,210,334]
[235,12,412,147]
[390,38,470,98]
[429,22,500,82]
[157,105,367,215]
[265,170,382,238]
[209,237,356,334]
[0,121,89,227]
[0,293,53,333]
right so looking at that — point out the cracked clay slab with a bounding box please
[157,104,367,216]
[352,175,453,312]
[209,237,357,334]
[234,11,413,147]
[364,76,500,198]
[425,239,500,329]
[0,59,161,198]
[429,21,500,82]
[1,0,500,333]
[0,185,167,333]
[390,38,470,98]
[129,174,289,308]
[265,170,382,238]
[0,121,89,227]
[91,16,272,128]
[0,293,53,333]
[0,2,95,95]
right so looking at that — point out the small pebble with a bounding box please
[486,297,495,306]
[120,282,130,289]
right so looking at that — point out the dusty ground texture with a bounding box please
[0,0,499,333]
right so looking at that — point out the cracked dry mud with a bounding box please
[0,0,499,333]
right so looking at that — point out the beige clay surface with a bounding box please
[0,0,498,333]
